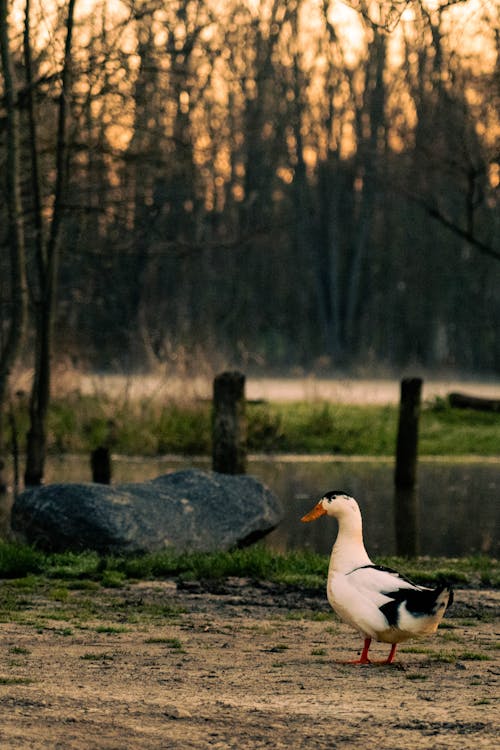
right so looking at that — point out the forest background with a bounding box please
[1,0,499,372]
[0,0,499,485]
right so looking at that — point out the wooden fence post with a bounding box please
[212,371,246,474]
[395,377,423,489]
[91,446,112,484]
[394,377,422,556]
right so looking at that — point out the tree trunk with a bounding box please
[345,27,386,351]
[317,159,345,362]
[0,0,29,492]
[25,0,77,486]
[448,392,500,413]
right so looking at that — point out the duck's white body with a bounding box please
[302,491,453,664]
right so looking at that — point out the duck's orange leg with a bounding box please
[358,637,372,663]
[385,643,397,664]
[336,637,372,665]
[371,643,398,665]
[337,639,398,666]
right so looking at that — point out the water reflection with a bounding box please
[261,459,499,558]
[393,487,419,557]
[1,456,498,557]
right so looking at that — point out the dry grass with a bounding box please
[11,364,500,406]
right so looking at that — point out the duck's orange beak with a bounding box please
[301,502,326,522]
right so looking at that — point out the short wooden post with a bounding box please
[395,377,423,489]
[394,377,422,556]
[91,446,112,484]
[212,371,247,474]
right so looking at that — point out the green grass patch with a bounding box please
[400,646,432,655]
[66,580,101,591]
[100,545,329,588]
[432,650,491,663]
[57,627,74,636]
[0,543,45,578]
[10,575,40,591]
[80,653,115,661]
[163,637,183,650]
[100,571,127,588]
[6,394,500,456]
[0,541,498,591]
[374,555,497,587]
[143,636,187,653]
[457,651,490,661]
[95,625,128,634]
[9,394,213,457]
[46,551,102,580]
[49,587,70,602]
[0,546,496,638]
[419,397,500,455]
[250,402,398,455]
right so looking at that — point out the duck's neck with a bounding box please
[329,513,372,574]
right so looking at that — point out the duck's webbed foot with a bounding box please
[369,643,398,665]
[336,639,398,665]
[335,637,372,665]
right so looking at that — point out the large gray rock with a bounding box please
[11,469,283,554]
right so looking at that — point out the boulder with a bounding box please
[11,469,283,554]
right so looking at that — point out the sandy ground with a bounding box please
[14,368,498,405]
[0,581,498,749]
[245,378,500,405]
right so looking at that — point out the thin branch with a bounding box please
[410,195,500,262]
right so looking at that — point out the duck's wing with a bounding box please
[346,564,452,627]
[346,564,420,594]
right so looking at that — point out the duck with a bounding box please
[301,490,453,665]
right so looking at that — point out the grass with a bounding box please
[6,394,500,457]
[399,646,490,663]
[431,650,491,663]
[0,545,496,646]
[0,541,497,590]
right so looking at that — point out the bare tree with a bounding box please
[1,0,496,396]
[0,0,29,492]
[24,0,78,486]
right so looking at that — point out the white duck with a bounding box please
[301,490,453,665]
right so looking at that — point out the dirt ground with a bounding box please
[36,369,500,405]
[0,581,498,750]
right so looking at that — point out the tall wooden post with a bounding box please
[394,377,422,556]
[212,371,246,474]
[395,377,422,489]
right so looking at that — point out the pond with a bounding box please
[1,456,498,558]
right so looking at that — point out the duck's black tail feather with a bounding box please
[380,582,453,624]
[435,582,454,611]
